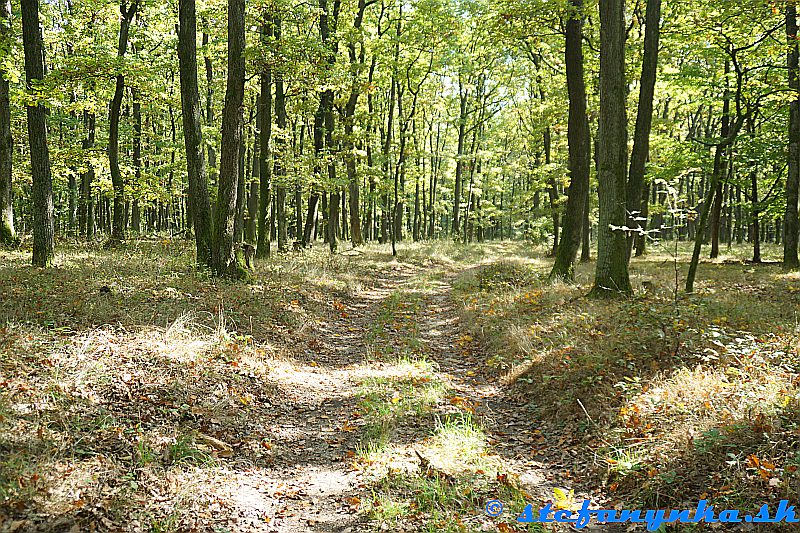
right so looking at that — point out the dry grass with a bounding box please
[453,241,800,520]
[0,239,400,531]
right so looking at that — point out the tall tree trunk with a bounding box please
[452,88,467,238]
[178,0,213,267]
[80,110,96,240]
[246,128,259,244]
[752,169,761,263]
[710,61,732,260]
[274,17,289,252]
[257,22,273,258]
[626,0,661,261]
[343,0,369,247]
[786,4,800,268]
[203,32,217,185]
[295,123,304,241]
[581,185,591,262]
[21,0,54,266]
[234,119,247,243]
[108,0,137,241]
[591,0,631,296]
[545,128,559,256]
[634,181,650,256]
[131,90,142,233]
[0,0,14,246]
[551,1,590,279]
[212,0,246,278]
[686,104,734,292]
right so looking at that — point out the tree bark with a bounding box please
[21,0,54,266]
[178,0,213,267]
[257,26,273,258]
[452,87,467,238]
[591,0,631,296]
[785,3,800,268]
[80,110,96,240]
[343,0,369,247]
[625,0,661,261]
[202,32,217,185]
[108,0,138,241]
[550,0,590,279]
[212,0,246,278]
[131,90,142,233]
[274,17,289,252]
[0,0,14,246]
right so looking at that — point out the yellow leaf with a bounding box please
[553,487,575,510]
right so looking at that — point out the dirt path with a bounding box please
[257,259,567,532]
[253,263,422,532]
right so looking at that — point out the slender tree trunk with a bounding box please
[551,2,590,279]
[178,0,213,267]
[80,110,96,240]
[212,0,246,278]
[752,169,761,263]
[257,22,273,258]
[234,119,247,243]
[634,181,650,256]
[203,32,217,185]
[452,88,467,238]
[295,123,304,240]
[0,0,14,246]
[108,0,138,241]
[131,90,142,233]
[786,4,800,268]
[626,0,661,261]
[21,0,54,266]
[581,186,591,262]
[710,61,731,260]
[274,17,289,252]
[343,0,368,247]
[545,128,559,256]
[591,0,631,296]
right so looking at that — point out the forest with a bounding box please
[2,0,800,531]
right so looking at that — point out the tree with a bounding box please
[108,0,138,241]
[591,0,631,296]
[178,0,213,268]
[550,0,590,280]
[21,0,54,267]
[625,0,661,262]
[257,20,272,259]
[785,2,800,269]
[212,0,247,278]
[0,0,14,246]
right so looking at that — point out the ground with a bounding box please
[1,239,800,532]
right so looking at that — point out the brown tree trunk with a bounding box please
[452,87,467,238]
[591,0,631,296]
[108,0,138,241]
[131,90,142,233]
[626,0,661,261]
[80,110,96,240]
[257,22,273,258]
[178,0,213,267]
[0,0,14,245]
[22,0,54,266]
[551,2,590,279]
[786,4,800,268]
[212,0,246,277]
[202,32,217,186]
[274,17,289,252]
